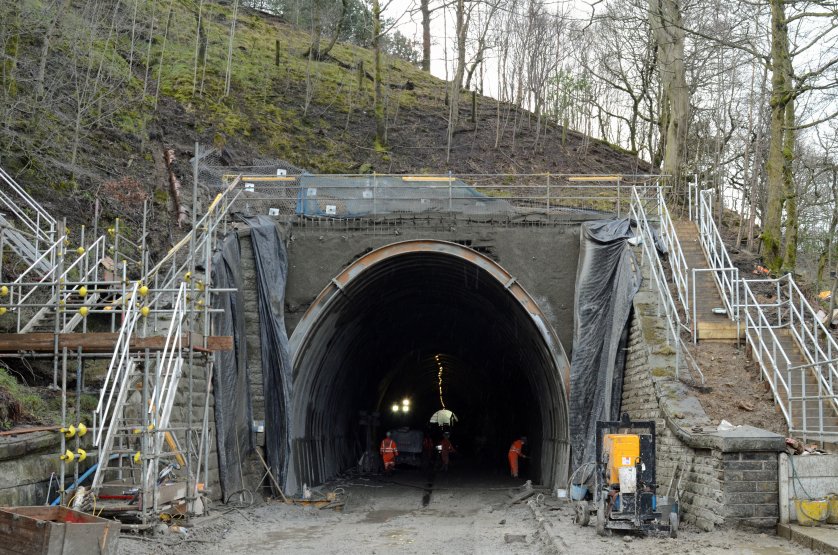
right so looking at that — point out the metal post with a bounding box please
[448,171,453,214]
[692,268,697,344]
[546,173,551,217]
[616,178,621,218]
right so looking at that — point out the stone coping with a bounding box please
[633,289,786,455]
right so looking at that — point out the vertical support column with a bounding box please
[546,173,551,219]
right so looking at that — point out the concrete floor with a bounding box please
[120,466,817,554]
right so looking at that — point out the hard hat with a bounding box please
[386,431,391,437]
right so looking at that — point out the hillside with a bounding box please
[0,1,647,232]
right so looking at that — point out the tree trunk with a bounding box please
[817,169,838,289]
[763,0,796,271]
[372,0,385,147]
[446,0,468,161]
[421,0,431,72]
[649,0,689,192]
[318,0,349,60]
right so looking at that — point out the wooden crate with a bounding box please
[0,506,119,555]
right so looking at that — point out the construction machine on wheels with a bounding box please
[573,413,678,538]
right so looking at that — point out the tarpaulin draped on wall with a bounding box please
[211,232,253,501]
[569,218,642,474]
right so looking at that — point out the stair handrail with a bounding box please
[630,185,687,377]
[0,167,56,243]
[779,274,838,415]
[697,188,740,324]
[148,282,187,431]
[742,279,794,427]
[94,282,141,447]
[656,187,691,322]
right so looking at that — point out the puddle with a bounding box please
[381,527,415,546]
[361,509,413,523]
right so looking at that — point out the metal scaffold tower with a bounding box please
[0,163,242,524]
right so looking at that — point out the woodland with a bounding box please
[0,0,836,295]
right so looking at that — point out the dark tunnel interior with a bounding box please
[288,243,569,493]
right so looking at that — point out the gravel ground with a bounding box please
[117,467,813,554]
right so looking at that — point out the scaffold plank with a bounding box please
[0,332,232,353]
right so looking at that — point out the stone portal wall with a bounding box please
[621,284,783,530]
[0,432,75,506]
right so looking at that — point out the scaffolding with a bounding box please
[0,166,241,525]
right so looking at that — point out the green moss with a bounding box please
[656,345,676,356]
[153,189,169,204]
[651,367,673,377]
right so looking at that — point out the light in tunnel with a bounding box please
[402,398,410,407]
[401,405,410,413]
[391,404,400,413]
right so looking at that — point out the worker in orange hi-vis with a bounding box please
[439,432,456,471]
[380,432,399,475]
[508,436,528,478]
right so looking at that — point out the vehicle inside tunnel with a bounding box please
[287,240,570,494]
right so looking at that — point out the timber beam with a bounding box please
[0,332,232,353]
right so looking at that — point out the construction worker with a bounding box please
[439,432,456,471]
[380,431,399,474]
[508,436,528,478]
[422,431,434,470]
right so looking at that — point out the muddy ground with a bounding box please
[686,341,790,436]
[118,466,810,555]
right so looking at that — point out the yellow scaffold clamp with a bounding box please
[59,449,75,462]
[60,424,76,439]
[133,451,142,464]
[76,448,87,462]
[76,422,87,437]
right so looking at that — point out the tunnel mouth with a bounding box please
[288,240,570,493]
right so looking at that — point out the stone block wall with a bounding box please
[621,285,784,530]
[0,432,76,506]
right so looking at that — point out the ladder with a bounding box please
[91,283,190,515]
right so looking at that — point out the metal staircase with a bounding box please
[91,283,191,516]
[659,178,838,446]
[0,167,57,274]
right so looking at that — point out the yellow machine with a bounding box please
[602,434,640,484]
[573,414,677,538]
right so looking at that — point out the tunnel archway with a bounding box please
[287,240,570,493]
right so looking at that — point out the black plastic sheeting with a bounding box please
[569,218,642,473]
[244,216,293,490]
[211,232,252,502]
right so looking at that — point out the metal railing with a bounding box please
[655,186,691,323]
[687,176,837,442]
[220,173,664,227]
[696,188,740,326]
[0,166,56,261]
[629,185,688,377]
[742,280,794,425]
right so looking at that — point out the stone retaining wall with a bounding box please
[621,285,784,530]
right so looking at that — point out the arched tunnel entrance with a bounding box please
[287,240,570,493]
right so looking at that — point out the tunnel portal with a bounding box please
[287,240,570,493]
